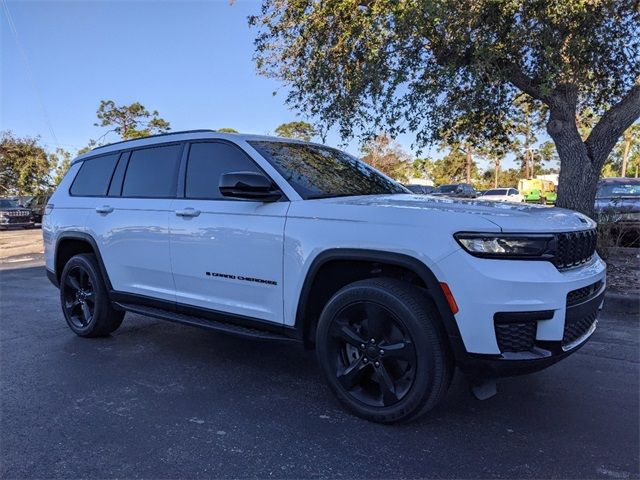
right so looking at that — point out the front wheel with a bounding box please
[60,253,124,337]
[316,278,453,423]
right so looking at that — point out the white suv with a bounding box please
[43,130,606,423]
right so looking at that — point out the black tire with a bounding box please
[59,253,124,337]
[316,278,453,423]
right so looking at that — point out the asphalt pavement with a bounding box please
[1,265,638,479]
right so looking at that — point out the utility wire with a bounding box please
[1,0,59,146]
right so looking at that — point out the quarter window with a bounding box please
[122,145,181,198]
[69,153,119,196]
[185,142,260,200]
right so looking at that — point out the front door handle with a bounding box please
[95,205,114,214]
[175,208,201,218]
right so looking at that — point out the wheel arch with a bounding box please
[54,232,112,291]
[294,248,465,360]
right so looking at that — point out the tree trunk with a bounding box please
[549,84,640,217]
[466,149,472,184]
[494,159,500,188]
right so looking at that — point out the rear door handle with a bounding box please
[95,205,114,214]
[175,208,201,218]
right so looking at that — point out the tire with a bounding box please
[316,278,453,423]
[59,253,124,337]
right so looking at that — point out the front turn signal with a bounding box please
[439,282,459,314]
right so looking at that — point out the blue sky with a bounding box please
[0,0,441,161]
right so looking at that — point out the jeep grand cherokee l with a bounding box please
[43,130,606,423]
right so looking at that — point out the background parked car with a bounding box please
[26,193,51,224]
[431,183,478,198]
[0,198,34,230]
[595,178,640,247]
[404,184,435,195]
[481,188,524,203]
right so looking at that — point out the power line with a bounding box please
[1,0,59,146]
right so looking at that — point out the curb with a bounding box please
[604,292,639,315]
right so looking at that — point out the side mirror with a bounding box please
[219,171,282,202]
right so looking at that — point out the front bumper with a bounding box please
[458,286,604,377]
[435,248,606,376]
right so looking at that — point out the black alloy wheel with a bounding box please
[59,253,124,337]
[328,301,417,407]
[316,278,452,423]
[62,265,96,329]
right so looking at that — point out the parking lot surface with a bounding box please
[1,265,638,479]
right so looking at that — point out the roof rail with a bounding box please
[90,129,217,152]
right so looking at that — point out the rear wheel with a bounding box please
[60,253,124,337]
[316,278,453,423]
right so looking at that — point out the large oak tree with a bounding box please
[250,0,640,216]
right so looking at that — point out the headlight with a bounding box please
[454,233,554,258]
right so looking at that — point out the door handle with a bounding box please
[95,205,114,214]
[175,208,201,218]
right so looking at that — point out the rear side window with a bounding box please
[69,153,119,196]
[122,145,181,198]
[185,142,260,200]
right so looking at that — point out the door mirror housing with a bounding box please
[219,171,282,202]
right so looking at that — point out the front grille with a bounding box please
[563,310,597,345]
[495,322,536,353]
[553,229,597,270]
[567,281,603,306]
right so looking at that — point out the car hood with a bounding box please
[0,207,30,213]
[306,194,595,232]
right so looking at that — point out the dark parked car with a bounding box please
[431,183,478,198]
[595,178,640,246]
[0,198,34,229]
[26,193,51,224]
[404,184,435,194]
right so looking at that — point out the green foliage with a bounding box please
[251,0,640,214]
[77,139,98,156]
[360,133,412,182]
[95,100,170,140]
[604,123,640,177]
[216,128,239,133]
[0,131,53,196]
[252,0,638,145]
[50,148,72,186]
[275,121,316,141]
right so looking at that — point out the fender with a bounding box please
[54,231,113,291]
[294,248,467,361]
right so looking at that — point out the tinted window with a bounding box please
[0,199,19,208]
[509,189,518,195]
[435,185,457,193]
[485,189,507,195]
[122,145,181,198]
[186,142,260,199]
[249,141,406,199]
[596,182,640,198]
[70,154,119,196]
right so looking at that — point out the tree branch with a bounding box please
[586,81,640,165]
[506,67,543,101]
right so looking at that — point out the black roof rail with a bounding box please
[90,129,218,152]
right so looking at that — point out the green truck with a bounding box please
[518,178,557,204]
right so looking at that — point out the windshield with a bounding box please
[0,199,19,209]
[248,141,407,199]
[485,189,507,195]
[596,183,640,198]
[435,185,457,193]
